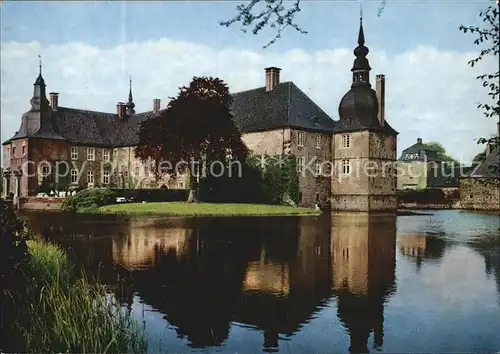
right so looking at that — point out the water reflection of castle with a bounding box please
[108,214,397,353]
[331,213,397,353]
[397,234,447,270]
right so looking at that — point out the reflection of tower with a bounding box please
[331,212,397,353]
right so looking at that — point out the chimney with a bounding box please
[417,138,422,145]
[153,98,161,114]
[49,92,59,111]
[265,67,281,91]
[116,102,126,119]
[376,75,385,126]
[485,143,492,156]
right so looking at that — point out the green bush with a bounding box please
[61,188,117,212]
[199,154,300,205]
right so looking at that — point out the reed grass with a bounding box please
[15,240,147,353]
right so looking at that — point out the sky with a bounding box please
[1,0,498,164]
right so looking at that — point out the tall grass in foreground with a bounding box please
[16,240,147,353]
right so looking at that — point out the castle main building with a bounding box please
[2,18,398,211]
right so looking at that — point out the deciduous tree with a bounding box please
[135,77,248,202]
[220,0,387,47]
[459,4,499,148]
[424,142,460,165]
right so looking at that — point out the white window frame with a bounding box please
[71,147,78,160]
[102,170,110,185]
[297,157,304,173]
[87,170,94,187]
[102,149,110,162]
[6,147,10,160]
[342,159,351,175]
[297,132,305,147]
[87,148,95,161]
[22,144,26,156]
[315,134,321,149]
[71,169,78,184]
[342,134,350,148]
[315,159,321,176]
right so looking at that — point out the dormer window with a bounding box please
[312,116,319,126]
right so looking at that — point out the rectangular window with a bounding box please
[102,170,110,185]
[113,149,118,159]
[87,148,95,161]
[71,169,78,184]
[6,148,10,160]
[297,132,305,147]
[71,147,78,160]
[22,145,26,155]
[178,181,185,189]
[315,134,321,149]
[102,149,110,162]
[342,160,351,174]
[12,147,16,156]
[134,165,140,176]
[87,171,94,186]
[315,159,321,176]
[297,157,304,173]
[342,135,351,148]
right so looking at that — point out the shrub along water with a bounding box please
[61,188,118,212]
[16,240,147,353]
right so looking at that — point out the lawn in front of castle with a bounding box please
[97,202,320,216]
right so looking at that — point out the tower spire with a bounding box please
[126,75,135,115]
[358,3,365,46]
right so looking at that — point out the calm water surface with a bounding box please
[23,210,500,353]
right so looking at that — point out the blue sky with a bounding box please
[1,0,497,163]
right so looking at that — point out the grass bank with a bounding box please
[12,240,147,353]
[96,202,321,216]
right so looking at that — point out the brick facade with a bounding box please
[241,128,332,207]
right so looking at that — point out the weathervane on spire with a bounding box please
[359,0,363,24]
[38,54,42,75]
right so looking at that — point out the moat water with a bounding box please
[22,210,500,353]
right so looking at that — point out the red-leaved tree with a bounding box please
[135,77,247,202]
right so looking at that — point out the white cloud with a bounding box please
[1,39,497,164]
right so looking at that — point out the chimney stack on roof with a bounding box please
[265,67,281,92]
[417,138,423,145]
[485,142,493,156]
[153,98,161,114]
[49,92,59,111]
[117,102,126,119]
[376,75,385,127]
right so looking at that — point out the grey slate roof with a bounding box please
[231,81,335,134]
[427,165,473,188]
[3,106,156,147]
[467,147,500,178]
[53,107,152,146]
[398,142,441,162]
